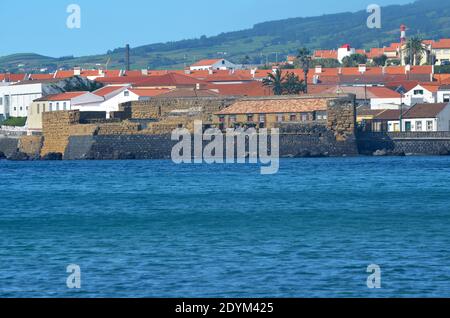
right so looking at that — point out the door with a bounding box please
[405,121,412,132]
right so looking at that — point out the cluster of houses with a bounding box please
[2,36,450,135]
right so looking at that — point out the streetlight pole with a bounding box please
[302,57,310,94]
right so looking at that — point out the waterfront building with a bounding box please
[437,85,450,103]
[403,84,439,105]
[402,103,450,132]
[27,92,103,133]
[215,96,333,129]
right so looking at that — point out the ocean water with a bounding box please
[1,157,450,298]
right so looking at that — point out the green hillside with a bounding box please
[1,0,450,72]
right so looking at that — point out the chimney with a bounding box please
[358,64,367,73]
[184,68,191,75]
[250,68,257,78]
[382,66,386,75]
[405,64,411,73]
[74,67,81,76]
[141,69,148,76]
[196,83,201,90]
[315,65,323,74]
[208,69,214,75]
[338,67,342,75]
[125,44,130,71]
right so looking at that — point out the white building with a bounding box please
[0,82,46,119]
[437,85,450,103]
[402,103,450,132]
[337,44,356,63]
[403,84,438,106]
[190,59,239,71]
[27,92,104,133]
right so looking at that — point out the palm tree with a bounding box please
[297,48,311,93]
[262,69,285,95]
[283,73,306,95]
[405,37,426,65]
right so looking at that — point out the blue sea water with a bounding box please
[1,157,450,298]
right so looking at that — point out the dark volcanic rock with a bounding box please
[295,150,311,158]
[0,151,5,160]
[41,152,63,161]
[7,151,30,161]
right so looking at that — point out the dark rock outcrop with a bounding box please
[7,151,30,161]
[41,152,63,161]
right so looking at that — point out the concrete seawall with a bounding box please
[0,137,19,157]
[64,126,359,160]
[357,132,450,155]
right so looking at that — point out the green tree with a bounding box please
[262,69,285,95]
[341,53,367,67]
[310,58,340,68]
[283,72,306,94]
[372,54,388,66]
[405,36,426,65]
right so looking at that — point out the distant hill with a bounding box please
[1,0,450,72]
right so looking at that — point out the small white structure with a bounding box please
[337,44,356,63]
[0,82,45,119]
[402,102,450,132]
[27,92,104,133]
[190,59,238,71]
[403,84,438,106]
[437,85,450,103]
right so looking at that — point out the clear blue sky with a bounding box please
[0,0,413,57]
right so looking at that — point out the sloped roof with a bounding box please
[191,59,223,67]
[403,103,448,118]
[217,97,333,115]
[35,91,88,101]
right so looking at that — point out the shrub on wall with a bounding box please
[1,117,27,127]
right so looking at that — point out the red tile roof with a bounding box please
[135,73,208,87]
[93,85,128,97]
[128,88,171,97]
[191,59,222,67]
[36,92,88,101]
[313,50,338,59]
[403,103,448,118]
[207,81,273,97]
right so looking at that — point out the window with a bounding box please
[259,114,266,123]
[427,120,433,131]
[37,104,40,114]
[56,102,60,111]
[416,121,422,131]
[290,114,297,121]
[49,103,53,112]
[219,116,224,123]
[14,107,17,111]
[63,102,67,110]
[276,114,284,122]
[414,90,424,95]
[20,107,23,111]
[301,113,308,121]
[444,94,450,103]
[229,115,236,123]
[124,91,130,97]
[0,97,2,106]
[247,114,254,122]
